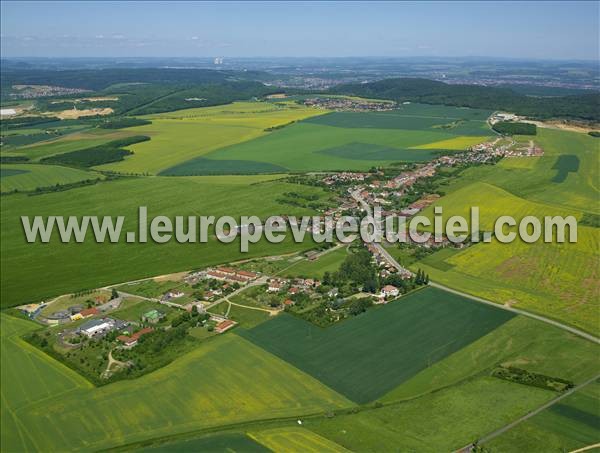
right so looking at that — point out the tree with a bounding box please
[111,288,119,300]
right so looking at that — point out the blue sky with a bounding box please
[1,1,598,60]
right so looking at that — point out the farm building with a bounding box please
[78,318,126,338]
[117,327,154,348]
[215,319,237,334]
[142,309,165,324]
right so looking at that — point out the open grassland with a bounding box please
[6,129,134,162]
[141,433,269,452]
[164,103,492,175]
[1,322,351,453]
[280,245,350,279]
[304,377,553,452]
[382,315,600,403]
[239,287,514,403]
[488,380,600,452]
[249,427,349,453]
[442,128,599,214]
[0,175,329,308]
[96,101,324,174]
[0,163,102,192]
[411,136,600,334]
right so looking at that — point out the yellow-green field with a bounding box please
[249,427,349,453]
[95,102,326,174]
[412,135,489,150]
[1,314,351,452]
[407,127,600,334]
[0,163,102,192]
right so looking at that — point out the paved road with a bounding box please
[351,190,600,345]
[456,372,600,451]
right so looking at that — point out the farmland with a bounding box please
[172,105,493,174]
[400,127,600,334]
[0,163,102,192]
[487,380,600,452]
[0,174,331,308]
[96,101,324,174]
[249,428,349,452]
[240,287,515,403]
[1,317,351,452]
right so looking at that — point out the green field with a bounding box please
[304,377,553,452]
[240,287,515,403]
[404,128,600,334]
[96,102,324,174]
[0,175,329,308]
[249,427,349,453]
[0,163,102,192]
[280,245,350,279]
[162,103,492,175]
[488,380,600,452]
[141,433,269,452]
[1,314,351,452]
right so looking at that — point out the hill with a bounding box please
[330,78,600,121]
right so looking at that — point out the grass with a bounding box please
[1,319,351,452]
[249,427,349,452]
[415,178,598,334]
[304,377,553,452]
[141,433,269,452]
[96,101,324,174]
[280,246,350,279]
[0,164,102,193]
[239,287,515,403]
[199,121,485,173]
[487,380,600,452]
[381,315,600,403]
[0,175,329,308]
[317,142,441,162]
[210,301,272,329]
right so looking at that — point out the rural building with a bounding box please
[142,309,165,324]
[381,285,400,298]
[215,319,237,334]
[79,318,125,338]
[79,307,100,318]
[117,327,154,348]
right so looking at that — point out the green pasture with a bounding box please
[0,175,329,308]
[488,380,600,452]
[141,433,269,452]
[240,287,514,403]
[281,245,350,279]
[249,427,349,453]
[305,377,553,452]
[1,325,350,452]
[0,163,102,192]
[97,101,324,174]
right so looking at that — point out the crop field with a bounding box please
[6,130,134,162]
[382,315,600,403]
[162,103,493,175]
[411,129,600,334]
[142,433,269,452]
[0,163,102,192]
[96,101,324,174]
[488,380,600,452]
[304,377,553,452]
[0,175,329,308]
[239,287,515,403]
[280,245,350,279]
[249,427,349,453]
[2,325,351,452]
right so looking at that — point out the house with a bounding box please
[79,307,100,318]
[283,299,295,307]
[141,309,165,324]
[215,319,237,334]
[267,279,286,292]
[117,327,154,348]
[381,285,400,298]
[328,287,339,298]
[288,287,300,295]
[164,290,184,300]
[70,313,83,321]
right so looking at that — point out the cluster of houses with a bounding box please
[205,267,259,284]
[322,172,369,186]
[303,97,396,111]
[266,277,322,295]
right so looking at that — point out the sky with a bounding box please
[1,1,598,60]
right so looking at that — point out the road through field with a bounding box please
[351,189,600,345]
[457,371,600,450]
